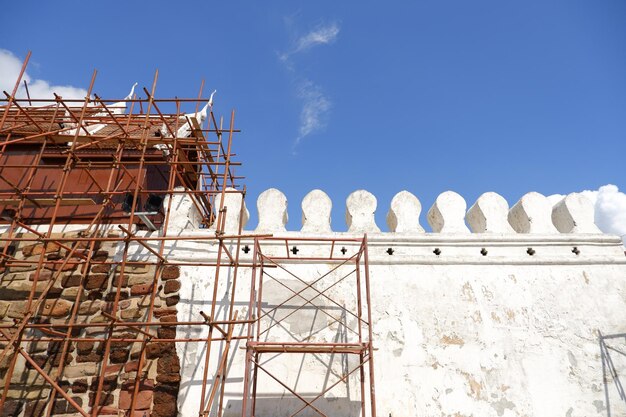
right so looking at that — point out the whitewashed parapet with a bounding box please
[164,186,202,235]
[552,193,601,234]
[427,191,470,233]
[210,187,249,234]
[387,191,424,233]
[467,192,515,233]
[255,188,288,233]
[248,188,607,236]
[346,190,381,233]
[508,192,558,234]
[301,189,332,233]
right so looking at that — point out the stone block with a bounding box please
[161,266,179,280]
[63,363,99,378]
[78,300,102,315]
[85,274,108,290]
[71,379,88,393]
[163,280,180,294]
[131,284,152,296]
[164,295,179,307]
[118,389,153,410]
[40,299,72,318]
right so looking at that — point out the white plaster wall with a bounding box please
[162,189,626,417]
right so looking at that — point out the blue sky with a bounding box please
[2,1,625,231]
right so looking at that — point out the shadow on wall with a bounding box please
[224,396,362,417]
[600,332,626,417]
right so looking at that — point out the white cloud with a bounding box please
[549,184,626,244]
[280,22,340,64]
[0,49,87,104]
[278,22,339,148]
[295,79,331,145]
[293,22,340,54]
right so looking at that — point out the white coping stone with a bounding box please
[210,187,249,234]
[346,190,381,233]
[552,193,601,234]
[466,192,515,233]
[386,191,424,233]
[427,191,470,233]
[163,187,202,235]
[508,192,558,234]
[255,188,288,233]
[301,189,332,233]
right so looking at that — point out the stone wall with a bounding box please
[0,230,183,417]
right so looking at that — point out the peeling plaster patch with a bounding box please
[491,311,501,323]
[592,400,605,413]
[471,310,482,323]
[462,282,476,302]
[491,397,515,416]
[567,351,577,367]
[440,334,465,347]
[583,271,590,284]
[461,372,483,399]
[482,286,494,301]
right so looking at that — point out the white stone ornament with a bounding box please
[427,191,470,233]
[466,192,515,233]
[552,193,601,234]
[301,189,332,233]
[346,190,381,233]
[255,188,288,233]
[508,192,558,234]
[211,187,249,234]
[163,186,202,235]
[387,191,424,233]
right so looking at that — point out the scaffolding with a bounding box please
[242,236,377,417]
[0,52,376,417]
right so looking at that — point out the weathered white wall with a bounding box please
[162,189,626,417]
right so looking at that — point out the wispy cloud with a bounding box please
[0,49,87,103]
[296,79,332,145]
[278,22,340,148]
[280,22,340,64]
[294,22,340,54]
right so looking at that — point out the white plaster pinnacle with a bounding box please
[346,190,381,233]
[211,187,249,234]
[552,193,601,234]
[427,191,470,233]
[387,191,424,233]
[301,189,332,233]
[508,192,558,234]
[255,188,288,233]
[466,192,515,233]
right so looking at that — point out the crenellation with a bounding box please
[254,188,288,233]
[387,190,424,233]
[427,191,471,233]
[466,192,515,234]
[508,192,558,234]
[249,188,612,237]
[346,190,381,233]
[301,189,333,233]
[552,193,601,234]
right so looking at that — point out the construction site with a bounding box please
[1,52,626,417]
